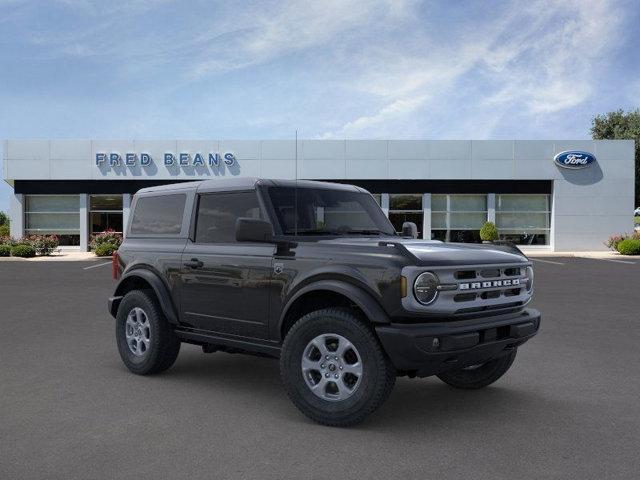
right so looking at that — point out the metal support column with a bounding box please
[79,194,89,251]
[10,193,24,239]
[122,194,131,238]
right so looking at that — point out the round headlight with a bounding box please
[414,272,439,305]
[525,266,534,292]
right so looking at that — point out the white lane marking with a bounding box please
[530,258,566,265]
[589,257,636,265]
[83,261,112,270]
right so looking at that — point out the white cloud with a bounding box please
[481,0,622,114]
[55,0,173,16]
[321,94,429,138]
[2,0,630,140]
[20,0,415,78]
[322,0,625,138]
[190,0,413,77]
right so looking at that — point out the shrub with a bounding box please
[90,229,123,251]
[94,243,118,257]
[0,244,10,256]
[604,234,627,251]
[25,234,59,255]
[479,221,499,242]
[10,244,36,258]
[0,224,9,237]
[616,238,640,255]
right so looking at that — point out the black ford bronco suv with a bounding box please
[109,178,540,426]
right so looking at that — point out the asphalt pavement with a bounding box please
[1,257,639,479]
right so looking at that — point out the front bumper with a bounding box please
[375,308,541,377]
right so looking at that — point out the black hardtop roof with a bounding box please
[135,178,365,195]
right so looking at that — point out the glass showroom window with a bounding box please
[25,195,80,246]
[90,195,123,235]
[496,194,550,245]
[389,194,423,238]
[431,194,487,243]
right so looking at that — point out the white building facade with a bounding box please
[2,139,635,251]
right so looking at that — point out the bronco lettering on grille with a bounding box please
[459,278,520,290]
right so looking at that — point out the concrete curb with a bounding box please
[0,251,100,261]
[523,250,640,259]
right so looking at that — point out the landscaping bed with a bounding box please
[605,232,640,255]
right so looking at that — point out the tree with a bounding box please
[0,212,9,237]
[590,109,640,207]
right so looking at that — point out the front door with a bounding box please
[179,191,274,339]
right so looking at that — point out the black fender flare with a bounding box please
[279,279,390,335]
[110,268,179,324]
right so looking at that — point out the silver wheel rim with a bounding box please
[301,333,363,402]
[125,307,151,357]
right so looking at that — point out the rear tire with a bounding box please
[280,308,395,427]
[436,349,517,389]
[116,289,180,375]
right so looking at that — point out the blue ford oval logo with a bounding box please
[554,150,595,169]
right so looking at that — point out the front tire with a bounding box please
[116,289,180,375]
[280,308,396,427]
[436,349,517,389]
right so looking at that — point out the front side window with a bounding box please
[130,194,186,235]
[267,187,395,236]
[195,192,262,243]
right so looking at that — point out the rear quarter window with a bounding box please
[130,194,186,235]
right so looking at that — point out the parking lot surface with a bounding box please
[1,257,639,479]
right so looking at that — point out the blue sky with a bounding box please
[1,0,639,212]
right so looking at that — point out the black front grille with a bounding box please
[480,290,501,299]
[455,270,476,280]
[504,267,521,277]
[480,268,501,278]
[454,293,477,302]
[504,288,522,297]
[454,301,524,315]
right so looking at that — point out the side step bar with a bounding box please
[175,328,281,357]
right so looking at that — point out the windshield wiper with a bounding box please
[284,228,388,236]
[340,229,386,235]
[287,229,337,235]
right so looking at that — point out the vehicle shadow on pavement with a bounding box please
[373,378,554,431]
[144,346,558,431]
[148,347,286,394]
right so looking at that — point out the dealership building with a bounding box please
[2,139,635,251]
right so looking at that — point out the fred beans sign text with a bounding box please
[95,152,236,167]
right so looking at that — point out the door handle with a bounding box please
[184,258,204,269]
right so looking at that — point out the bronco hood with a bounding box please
[317,237,529,266]
[396,239,528,266]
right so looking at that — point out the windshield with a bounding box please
[267,186,396,236]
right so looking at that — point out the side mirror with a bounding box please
[401,222,418,239]
[236,218,274,243]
